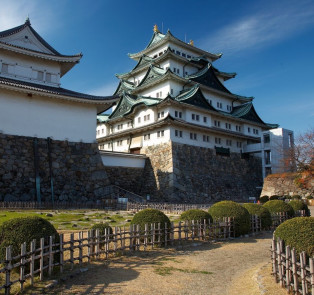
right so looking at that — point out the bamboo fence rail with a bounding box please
[271,236,314,295]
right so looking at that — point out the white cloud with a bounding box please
[199,0,314,54]
[89,82,118,96]
[0,0,64,34]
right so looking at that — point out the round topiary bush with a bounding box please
[0,217,59,260]
[292,195,301,200]
[242,203,272,229]
[180,209,212,223]
[289,200,310,217]
[131,209,171,244]
[263,200,294,218]
[208,201,250,237]
[259,196,269,204]
[274,217,314,257]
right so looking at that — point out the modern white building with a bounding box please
[97,25,278,156]
[243,128,295,178]
[0,18,118,142]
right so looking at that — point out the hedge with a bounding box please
[242,203,272,229]
[263,200,294,218]
[289,200,311,216]
[180,209,212,223]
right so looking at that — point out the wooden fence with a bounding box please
[0,218,237,294]
[127,202,212,214]
[271,236,314,295]
[271,211,307,230]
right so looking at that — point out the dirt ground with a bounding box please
[31,232,288,295]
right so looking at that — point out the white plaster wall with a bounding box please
[101,153,146,168]
[148,45,169,59]
[185,108,211,127]
[201,89,233,112]
[134,108,156,128]
[139,81,170,98]
[0,51,61,85]
[0,90,97,142]
[142,128,170,147]
[96,123,108,138]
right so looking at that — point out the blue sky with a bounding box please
[1,0,313,135]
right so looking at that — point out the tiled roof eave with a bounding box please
[0,42,82,63]
[0,79,118,105]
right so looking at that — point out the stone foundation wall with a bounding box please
[141,142,263,202]
[261,172,314,197]
[105,166,144,194]
[0,133,110,203]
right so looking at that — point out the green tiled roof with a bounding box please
[113,80,135,95]
[109,93,162,119]
[97,114,110,123]
[137,65,168,87]
[145,31,166,49]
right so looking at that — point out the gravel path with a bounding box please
[40,232,288,295]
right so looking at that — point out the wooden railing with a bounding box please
[0,218,236,294]
[271,236,314,295]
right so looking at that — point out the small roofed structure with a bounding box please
[0,18,118,142]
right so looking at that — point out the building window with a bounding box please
[227,105,232,111]
[157,130,165,137]
[1,63,8,74]
[176,50,181,55]
[127,138,130,144]
[144,134,150,141]
[175,130,182,137]
[225,123,231,130]
[156,92,159,98]
[175,111,182,118]
[182,53,186,57]
[190,133,197,140]
[117,140,123,146]
[217,102,222,109]
[158,111,164,118]
[170,88,174,95]
[46,73,52,83]
[177,68,180,74]
[37,71,44,81]
[192,114,199,121]
[226,139,232,146]
[187,55,191,59]
[173,67,176,73]
[264,134,270,143]
[97,130,100,135]
[102,129,104,134]
[253,128,259,135]
[236,125,241,132]
[209,100,212,105]
[127,121,132,127]
[248,127,251,133]
[108,142,112,148]
[203,117,207,123]
[203,135,210,142]
[215,137,221,144]
[117,124,123,130]
[214,120,221,127]
[138,117,141,123]
[237,142,242,148]
[144,114,150,121]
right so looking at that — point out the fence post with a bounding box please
[95,229,100,259]
[171,222,174,246]
[129,225,133,251]
[59,234,64,273]
[20,242,26,292]
[78,232,83,266]
[285,245,291,293]
[48,236,53,276]
[300,252,307,295]
[114,227,118,254]
[309,258,314,295]
[164,222,168,247]
[4,246,12,295]
[291,248,298,293]
[39,238,44,281]
[277,239,283,287]
[271,236,277,280]
[30,239,36,285]
[70,233,74,269]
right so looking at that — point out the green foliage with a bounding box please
[208,201,250,237]
[131,209,171,229]
[292,195,302,200]
[180,209,212,223]
[274,217,314,257]
[289,200,311,216]
[263,200,295,218]
[90,223,113,236]
[284,195,292,200]
[270,195,281,200]
[0,217,59,260]
[259,196,269,204]
[242,203,272,229]
[306,196,313,200]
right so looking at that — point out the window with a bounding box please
[170,88,174,95]
[117,140,123,146]
[209,100,212,105]
[173,67,177,73]
[217,102,222,109]
[248,127,251,133]
[185,71,188,76]
[182,53,186,57]
[37,71,44,81]
[144,134,150,141]
[176,50,181,55]
[187,55,191,59]
[227,105,232,111]
[236,125,241,132]
[127,122,132,127]
[153,54,157,58]
[117,124,123,130]
[46,73,51,82]
[156,92,159,98]
[225,123,231,130]
[102,129,104,134]
[97,130,100,135]
[214,120,221,127]
[215,137,221,144]
[203,117,207,123]
[226,139,232,146]
[237,142,242,148]
[108,142,112,148]
[159,52,162,56]
[192,114,199,121]
[158,111,164,118]
[190,133,197,140]
[127,138,130,144]
[144,114,150,121]
[264,134,270,143]
[1,63,8,74]
[177,68,180,74]
[175,130,182,137]
[175,111,182,118]
[253,128,259,135]
[138,117,141,123]
[203,135,210,142]
[157,130,165,137]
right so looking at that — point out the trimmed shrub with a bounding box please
[270,195,280,200]
[263,200,294,218]
[292,195,301,200]
[289,200,311,216]
[0,217,59,260]
[131,209,171,243]
[259,196,269,204]
[208,201,250,237]
[242,203,272,229]
[274,217,314,257]
[284,195,292,200]
[180,209,212,223]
